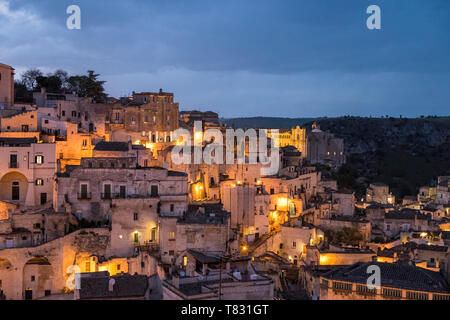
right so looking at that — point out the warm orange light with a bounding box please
[277,198,289,211]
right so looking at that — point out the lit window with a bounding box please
[169,232,175,240]
[36,179,44,186]
[35,155,44,164]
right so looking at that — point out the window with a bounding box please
[80,184,88,199]
[406,291,428,300]
[36,179,44,186]
[119,186,126,198]
[183,256,188,266]
[293,242,296,248]
[170,204,174,212]
[433,294,450,301]
[9,154,18,168]
[169,232,175,240]
[22,125,29,132]
[72,111,77,117]
[85,262,91,272]
[62,111,65,116]
[333,281,352,292]
[117,264,121,271]
[151,185,158,197]
[169,250,174,256]
[31,276,35,282]
[356,285,377,295]
[133,212,138,221]
[187,231,195,244]
[40,193,47,205]
[382,288,402,298]
[35,155,44,164]
[103,184,111,199]
[82,139,87,147]
[59,153,64,159]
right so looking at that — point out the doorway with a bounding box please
[12,182,19,200]
[24,289,32,300]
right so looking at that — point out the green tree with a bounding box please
[68,70,107,103]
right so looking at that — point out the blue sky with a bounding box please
[1,0,449,117]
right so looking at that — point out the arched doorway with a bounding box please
[0,258,13,300]
[23,257,53,300]
[0,172,29,204]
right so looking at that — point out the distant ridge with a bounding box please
[221,117,320,129]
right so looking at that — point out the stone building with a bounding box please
[0,63,14,108]
[320,261,450,300]
[107,90,179,144]
[0,110,38,133]
[306,245,375,266]
[331,189,355,216]
[306,123,345,167]
[266,126,307,157]
[159,204,232,264]
[366,182,395,205]
[54,157,188,222]
[162,254,274,300]
[436,176,450,205]
[384,210,432,238]
[0,137,56,208]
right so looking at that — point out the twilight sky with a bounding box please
[1,0,449,118]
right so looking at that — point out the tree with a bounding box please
[68,70,107,103]
[53,70,70,90]
[14,81,33,103]
[21,69,43,91]
[36,75,63,93]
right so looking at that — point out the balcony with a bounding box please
[135,241,160,253]
[9,162,18,169]
[77,192,92,200]
[101,193,113,200]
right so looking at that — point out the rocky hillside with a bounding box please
[305,117,450,155]
[307,117,450,199]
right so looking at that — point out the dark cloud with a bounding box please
[1,0,449,117]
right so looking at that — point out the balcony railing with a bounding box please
[9,162,18,169]
[77,192,92,200]
[101,193,113,200]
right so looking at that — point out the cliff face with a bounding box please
[307,117,450,198]
[307,117,450,155]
